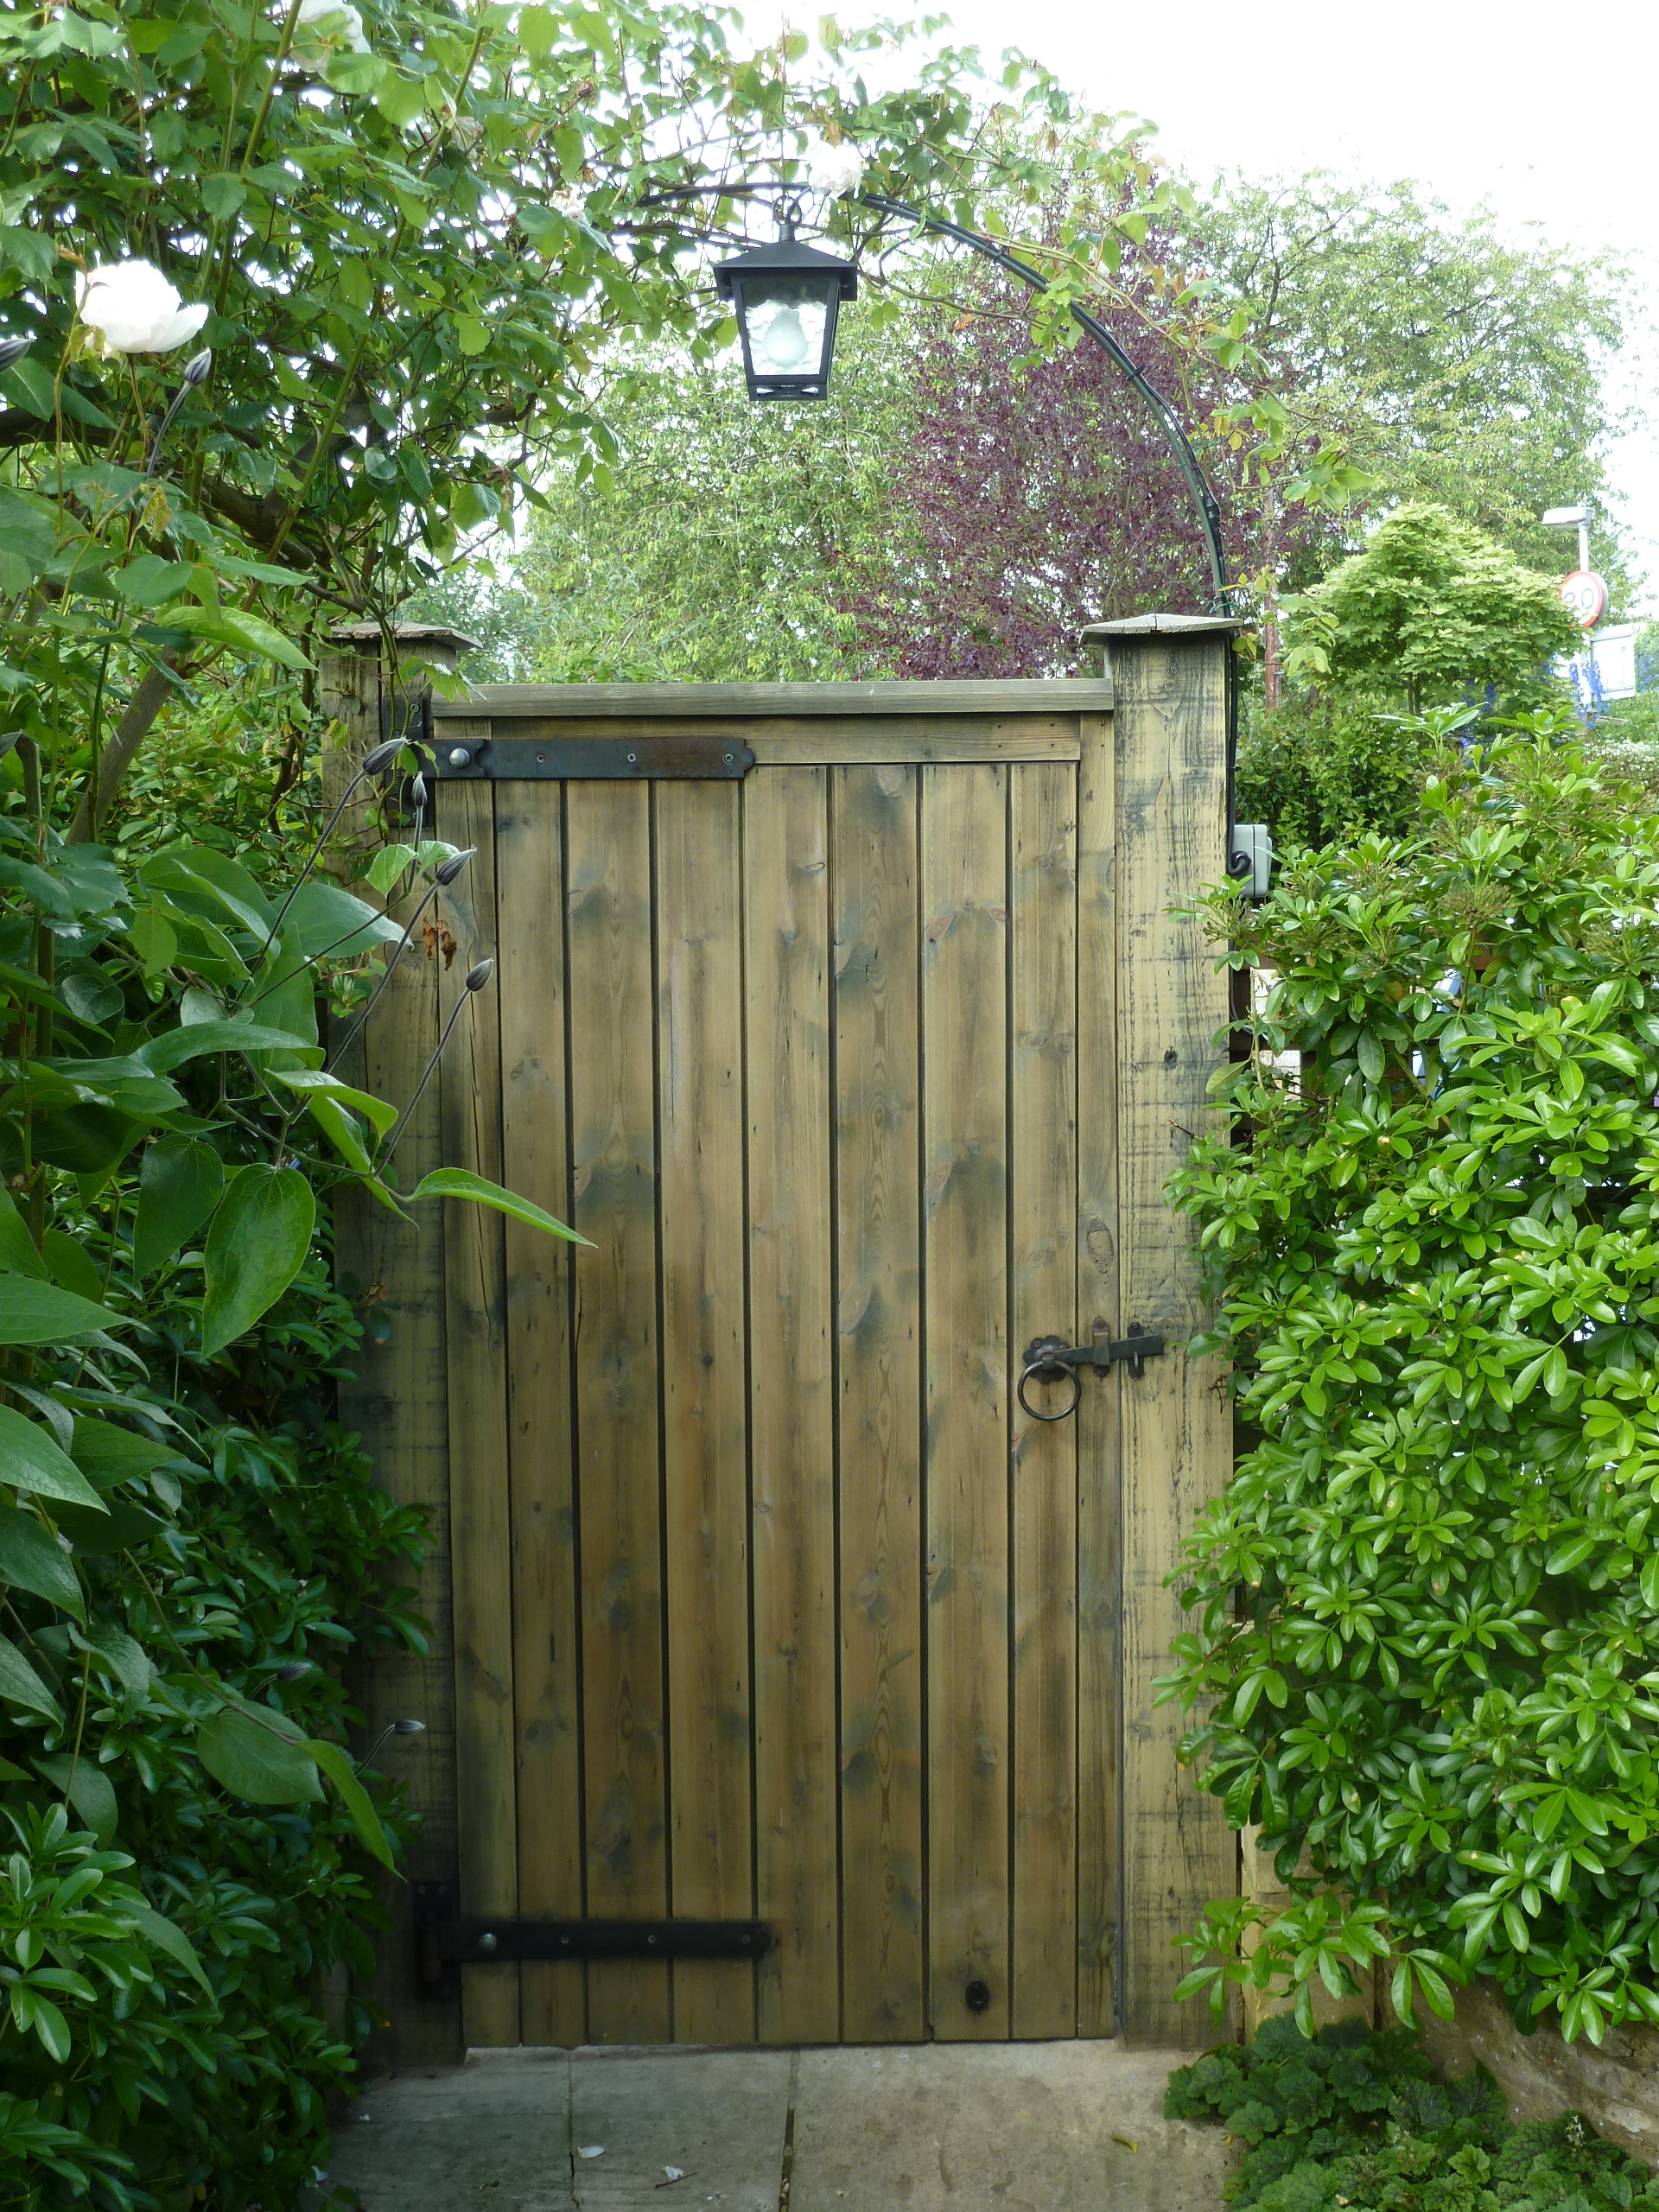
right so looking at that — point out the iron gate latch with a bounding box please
[1017,1323,1166,1421]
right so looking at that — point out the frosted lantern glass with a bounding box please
[747,288,828,372]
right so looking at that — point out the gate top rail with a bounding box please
[429,677,1114,720]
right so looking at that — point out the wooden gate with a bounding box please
[329,628,1237,2059]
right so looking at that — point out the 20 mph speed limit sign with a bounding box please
[1560,569,1610,627]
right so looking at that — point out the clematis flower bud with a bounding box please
[464,958,493,993]
[76,263,210,357]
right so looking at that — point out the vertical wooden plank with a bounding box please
[657,782,754,2044]
[1107,627,1237,2045]
[833,764,925,2043]
[497,780,584,2049]
[747,766,839,2045]
[326,643,460,2069]
[1075,712,1122,2039]
[435,768,519,2048]
[567,781,671,2044]
[1009,761,1079,2039]
[921,763,1010,2042]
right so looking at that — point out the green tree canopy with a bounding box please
[1200,176,1634,596]
[1287,503,1581,710]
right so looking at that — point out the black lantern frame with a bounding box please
[715,216,858,404]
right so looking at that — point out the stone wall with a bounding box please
[1421,1979,1659,2171]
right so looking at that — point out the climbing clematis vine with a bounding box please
[75,262,210,356]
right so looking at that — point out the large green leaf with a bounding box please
[71,1419,188,1491]
[0,1194,46,1279]
[196,1706,321,1805]
[0,1408,105,1511]
[79,1624,153,1703]
[128,1904,215,1999]
[410,1168,588,1243]
[41,1229,105,1305]
[307,1738,395,1868]
[54,1497,160,1554]
[35,1751,118,1847]
[0,1503,85,1622]
[283,880,402,959]
[141,848,272,937]
[0,1630,60,1719]
[0,1196,46,1281]
[30,1104,143,1177]
[133,1137,225,1278]
[200,1166,315,1357]
[138,1021,311,1073]
[0,1274,123,1344]
[160,602,311,671]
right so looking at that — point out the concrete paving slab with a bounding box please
[322,2041,1225,2212]
[570,2047,791,2210]
[788,2042,1225,2212]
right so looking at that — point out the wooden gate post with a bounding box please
[322,623,475,2067]
[1086,613,1243,2046]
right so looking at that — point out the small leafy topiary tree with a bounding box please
[1285,504,1581,711]
[1164,708,1659,2046]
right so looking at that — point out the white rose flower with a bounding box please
[75,262,210,357]
[806,137,865,198]
[295,0,371,53]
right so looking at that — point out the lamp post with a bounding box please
[704,187,1268,890]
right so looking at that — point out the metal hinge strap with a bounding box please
[434,735,754,781]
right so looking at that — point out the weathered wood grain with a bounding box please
[435,775,519,2048]
[746,767,840,2045]
[496,779,584,2047]
[920,764,1010,2042]
[832,763,925,2042]
[1009,762,1079,2039]
[656,782,754,2044]
[567,782,670,2043]
[1075,713,1123,2039]
[1109,637,1236,2045]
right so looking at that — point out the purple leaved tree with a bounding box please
[839,239,1340,680]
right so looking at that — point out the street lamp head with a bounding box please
[715,214,857,404]
[1541,505,1589,529]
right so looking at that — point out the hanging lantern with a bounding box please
[715,219,858,403]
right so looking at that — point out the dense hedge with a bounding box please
[1165,710,1659,2044]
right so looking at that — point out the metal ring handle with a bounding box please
[1017,1351,1082,1423]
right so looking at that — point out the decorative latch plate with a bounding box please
[1017,1323,1167,1421]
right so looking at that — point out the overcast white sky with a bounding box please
[747,0,1659,607]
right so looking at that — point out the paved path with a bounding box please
[325,2041,1227,2212]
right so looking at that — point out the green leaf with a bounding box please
[0,1503,84,1622]
[1357,1031,1385,1082]
[200,1166,315,1357]
[365,843,416,896]
[307,1738,395,1867]
[41,1229,105,1305]
[200,173,248,221]
[79,1624,152,1702]
[159,603,311,671]
[0,1195,47,1280]
[283,879,401,959]
[0,1274,123,1346]
[0,1630,60,1719]
[35,1751,117,1847]
[195,1706,321,1805]
[31,1105,144,1178]
[0,1408,105,1511]
[128,1904,215,1999]
[138,1020,310,1072]
[54,1497,161,1555]
[0,487,56,579]
[133,1137,225,1277]
[373,69,426,126]
[1546,1534,1597,1576]
[70,1419,187,1491]
[410,1167,587,1243]
[270,1070,398,1135]
[111,555,193,607]
[1641,1552,1659,1612]
[27,1995,70,2063]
